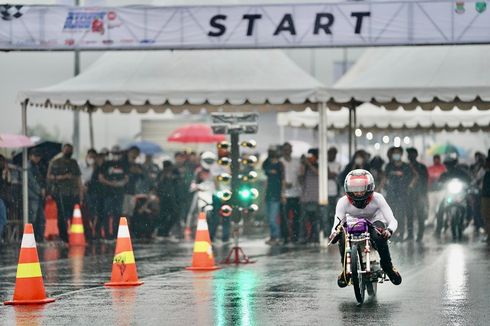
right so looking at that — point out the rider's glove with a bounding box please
[329,232,340,244]
[381,228,393,240]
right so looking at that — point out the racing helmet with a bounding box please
[200,151,217,170]
[344,169,375,209]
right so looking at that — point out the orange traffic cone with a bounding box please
[186,212,220,271]
[69,204,86,246]
[4,224,55,305]
[184,226,192,241]
[105,217,144,287]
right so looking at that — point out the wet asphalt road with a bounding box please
[1,230,489,326]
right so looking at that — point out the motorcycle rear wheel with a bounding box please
[350,244,365,304]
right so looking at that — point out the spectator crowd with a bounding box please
[0,142,489,247]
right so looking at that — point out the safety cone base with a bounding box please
[4,297,55,305]
[104,281,144,287]
[185,265,221,271]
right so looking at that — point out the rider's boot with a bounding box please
[385,266,402,285]
[337,271,349,288]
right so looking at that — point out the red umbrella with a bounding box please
[167,124,225,143]
[0,134,34,148]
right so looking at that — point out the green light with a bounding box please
[239,188,252,200]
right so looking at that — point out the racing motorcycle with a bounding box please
[334,216,388,305]
[436,178,469,241]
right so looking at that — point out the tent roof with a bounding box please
[327,45,490,111]
[19,50,327,113]
[277,104,490,132]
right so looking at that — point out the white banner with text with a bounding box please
[1,1,490,50]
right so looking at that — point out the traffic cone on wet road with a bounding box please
[4,224,55,305]
[69,204,86,246]
[186,212,220,271]
[105,217,144,287]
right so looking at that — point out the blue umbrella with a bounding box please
[126,140,163,155]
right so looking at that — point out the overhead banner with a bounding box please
[1,1,490,50]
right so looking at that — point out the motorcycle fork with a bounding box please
[346,235,352,275]
[364,232,371,273]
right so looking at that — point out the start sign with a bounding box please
[1,1,490,50]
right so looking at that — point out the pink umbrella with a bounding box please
[0,134,34,148]
[167,124,225,143]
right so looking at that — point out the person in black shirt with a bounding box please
[384,147,415,241]
[339,150,371,186]
[407,148,429,241]
[89,153,107,239]
[262,148,284,245]
[98,147,128,239]
[156,161,180,238]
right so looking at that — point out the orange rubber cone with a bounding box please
[4,224,55,305]
[69,204,86,246]
[105,217,144,287]
[184,226,192,241]
[186,212,220,271]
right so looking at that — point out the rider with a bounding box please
[329,169,402,287]
[434,153,472,237]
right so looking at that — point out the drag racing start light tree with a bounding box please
[212,113,259,265]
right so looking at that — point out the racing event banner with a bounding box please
[1,1,490,50]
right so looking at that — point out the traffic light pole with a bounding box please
[222,130,255,264]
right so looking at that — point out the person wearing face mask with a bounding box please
[384,146,415,241]
[47,143,83,243]
[339,150,371,185]
[98,145,129,240]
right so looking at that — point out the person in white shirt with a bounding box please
[326,147,341,235]
[280,142,302,243]
[329,169,402,287]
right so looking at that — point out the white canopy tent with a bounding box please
[19,50,326,112]
[278,104,490,132]
[325,45,490,156]
[327,45,490,111]
[18,49,329,223]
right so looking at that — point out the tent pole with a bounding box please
[88,106,95,149]
[348,106,353,158]
[353,104,358,152]
[21,100,29,225]
[318,101,328,206]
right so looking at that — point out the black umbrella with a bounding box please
[12,141,62,166]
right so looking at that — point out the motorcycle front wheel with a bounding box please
[448,205,464,241]
[350,244,365,304]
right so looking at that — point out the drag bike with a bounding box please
[437,178,469,241]
[336,216,387,305]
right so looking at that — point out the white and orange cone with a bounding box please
[186,212,220,271]
[69,204,86,246]
[105,217,144,287]
[4,224,55,305]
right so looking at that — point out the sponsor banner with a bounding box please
[1,1,490,50]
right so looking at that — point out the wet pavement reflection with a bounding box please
[0,234,489,325]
